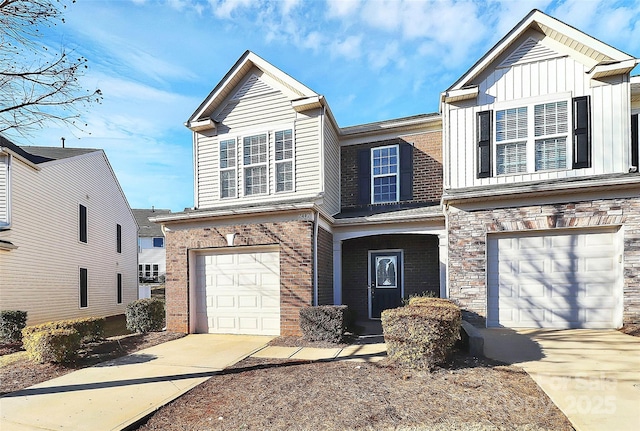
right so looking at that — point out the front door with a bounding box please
[369,251,402,318]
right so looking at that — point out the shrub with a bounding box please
[381,298,461,370]
[299,305,349,343]
[0,310,28,342]
[21,317,105,342]
[22,328,82,363]
[126,298,165,333]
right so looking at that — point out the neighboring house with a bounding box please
[0,137,138,326]
[133,208,170,286]
[153,9,639,336]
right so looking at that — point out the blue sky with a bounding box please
[12,0,640,212]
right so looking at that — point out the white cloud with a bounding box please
[331,35,363,60]
[210,0,252,19]
[368,41,401,70]
[325,0,361,18]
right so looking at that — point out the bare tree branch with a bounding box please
[0,0,102,136]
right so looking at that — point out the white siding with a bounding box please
[446,51,632,189]
[195,87,322,209]
[139,248,166,276]
[0,152,138,326]
[321,118,341,215]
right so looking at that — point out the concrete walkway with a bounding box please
[0,334,273,431]
[479,328,640,431]
[251,339,387,362]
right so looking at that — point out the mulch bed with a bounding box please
[136,351,574,431]
[0,331,184,395]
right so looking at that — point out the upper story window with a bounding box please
[243,133,268,195]
[79,204,87,243]
[220,139,237,198]
[371,145,399,203]
[478,96,589,178]
[0,154,10,229]
[153,237,164,248]
[275,129,293,192]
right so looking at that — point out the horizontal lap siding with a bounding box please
[295,114,321,197]
[0,155,7,223]
[0,153,138,326]
[321,120,341,215]
[447,55,630,189]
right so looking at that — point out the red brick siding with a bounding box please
[164,220,314,336]
[341,234,440,319]
[341,131,443,209]
[317,227,334,305]
[447,196,640,326]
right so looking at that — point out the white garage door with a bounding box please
[487,228,622,329]
[194,249,280,335]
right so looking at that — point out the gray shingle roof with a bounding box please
[1,135,99,164]
[133,208,171,237]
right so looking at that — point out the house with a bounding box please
[441,10,640,329]
[133,208,170,295]
[0,137,138,326]
[153,9,639,336]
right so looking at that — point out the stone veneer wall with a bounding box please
[342,234,441,320]
[341,130,443,209]
[317,227,334,305]
[164,220,314,336]
[447,196,640,325]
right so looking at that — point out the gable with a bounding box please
[231,73,277,101]
[498,37,564,69]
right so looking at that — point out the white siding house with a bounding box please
[133,208,169,298]
[0,138,138,326]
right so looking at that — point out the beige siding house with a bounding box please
[0,138,138,325]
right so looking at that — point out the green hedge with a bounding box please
[0,310,28,342]
[299,305,349,343]
[126,298,165,333]
[21,317,105,342]
[381,298,461,370]
[22,328,82,363]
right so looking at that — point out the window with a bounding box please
[0,154,10,228]
[534,101,568,171]
[243,134,268,195]
[138,264,144,282]
[495,107,528,174]
[152,264,159,279]
[371,145,399,203]
[220,139,236,198]
[275,129,293,192]
[116,224,122,253]
[79,204,87,243]
[117,273,122,304]
[153,237,164,248]
[80,268,88,308]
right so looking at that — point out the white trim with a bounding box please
[0,153,11,228]
[367,249,404,319]
[370,144,400,204]
[443,86,479,103]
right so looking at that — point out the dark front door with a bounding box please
[370,251,402,318]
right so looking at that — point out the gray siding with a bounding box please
[321,118,341,215]
[0,152,138,325]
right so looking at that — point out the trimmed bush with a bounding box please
[0,310,28,342]
[21,317,105,342]
[126,298,165,333]
[300,305,349,343]
[22,328,82,363]
[381,298,461,370]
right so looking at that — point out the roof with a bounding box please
[0,135,99,165]
[133,208,171,237]
[447,9,638,92]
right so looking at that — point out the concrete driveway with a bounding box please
[0,334,273,431]
[480,328,640,431]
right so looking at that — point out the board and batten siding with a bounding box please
[195,89,323,209]
[445,49,632,189]
[0,152,138,326]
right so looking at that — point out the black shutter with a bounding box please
[477,110,492,178]
[80,268,88,308]
[116,224,122,253]
[572,96,591,169]
[399,143,413,201]
[357,149,371,205]
[632,114,639,169]
[79,204,87,243]
[117,273,122,304]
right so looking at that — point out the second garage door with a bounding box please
[194,249,280,335]
[487,228,622,329]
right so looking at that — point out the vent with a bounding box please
[231,74,275,100]
[499,37,563,68]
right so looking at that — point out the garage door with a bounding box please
[194,249,280,335]
[487,228,622,329]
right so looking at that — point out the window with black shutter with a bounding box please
[80,268,88,308]
[116,224,122,253]
[572,96,591,169]
[477,110,492,177]
[117,273,122,304]
[357,149,371,205]
[79,204,87,243]
[399,143,413,201]
[632,113,639,169]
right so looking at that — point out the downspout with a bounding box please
[313,209,319,306]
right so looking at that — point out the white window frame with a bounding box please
[242,133,269,196]
[494,93,572,176]
[0,154,10,229]
[274,128,295,193]
[219,138,237,199]
[370,144,400,204]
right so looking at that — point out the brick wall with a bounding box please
[341,131,443,209]
[317,227,334,305]
[341,234,440,319]
[447,196,640,325]
[164,219,314,336]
